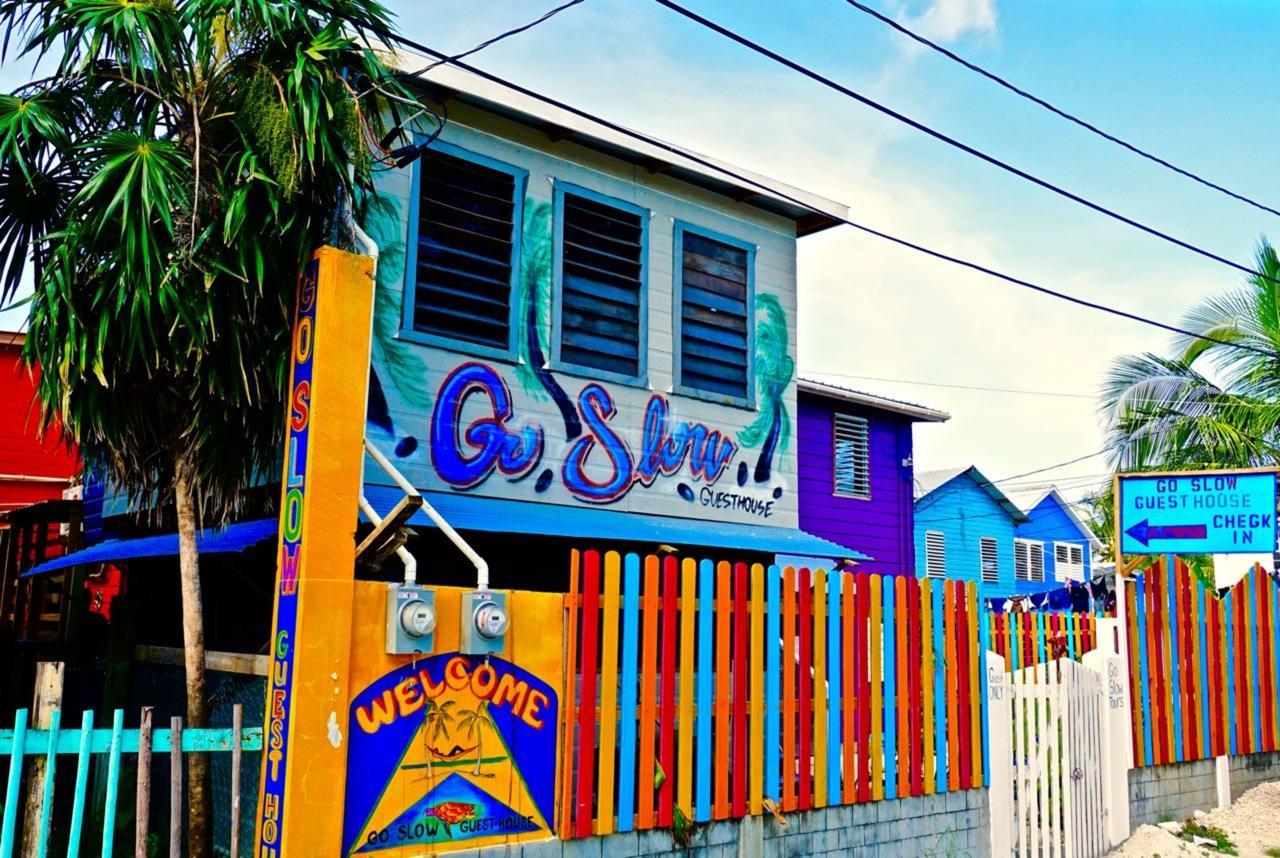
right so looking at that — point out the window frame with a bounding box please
[1014,537,1045,582]
[1054,541,1085,581]
[671,221,757,409]
[550,180,650,386]
[832,412,871,500]
[979,536,999,584]
[399,137,529,361]
[924,530,946,578]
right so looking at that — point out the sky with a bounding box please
[4,0,1278,504]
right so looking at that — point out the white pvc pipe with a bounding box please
[362,438,490,591]
[359,495,417,585]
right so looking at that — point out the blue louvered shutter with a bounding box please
[679,231,750,400]
[559,192,645,378]
[833,413,870,498]
[412,149,518,349]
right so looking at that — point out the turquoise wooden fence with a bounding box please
[0,706,261,857]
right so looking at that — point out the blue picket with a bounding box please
[765,565,781,803]
[1166,556,1183,763]
[826,571,841,802]
[882,580,896,800]
[66,709,94,858]
[1226,591,1238,756]
[0,709,28,858]
[616,552,640,833]
[932,582,946,794]
[695,558,714,823]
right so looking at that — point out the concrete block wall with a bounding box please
[452,789,990,858]
[1129,751,1280,827]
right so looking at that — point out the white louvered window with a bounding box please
[833,413,870,499]
[925,530,946,578]
[1015,539,1045,582]
[1055,542,1085,582]
[980,536,999,583]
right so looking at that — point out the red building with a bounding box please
[0,331,78,511]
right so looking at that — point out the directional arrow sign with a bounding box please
[1117,470,1278,556]
[1123,519,1208,548]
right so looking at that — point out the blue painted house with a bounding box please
[1006,487,1101,585]
[913,466,1031,597]
[796,379,949,575]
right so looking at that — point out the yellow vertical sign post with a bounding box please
[256,247,376,857]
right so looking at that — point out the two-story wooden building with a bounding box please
[360,61,861,587]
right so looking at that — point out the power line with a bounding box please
[838,0,1280,219]
[303,4,1280,360]
[650,0,1280,289]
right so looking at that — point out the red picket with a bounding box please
[657,555,678,827]
[798,567,814,811]
[574,550,602,838]
[732,561,749,817]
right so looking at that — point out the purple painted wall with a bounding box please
[797,392,916,575]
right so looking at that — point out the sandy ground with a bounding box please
[1108,781,1280,857]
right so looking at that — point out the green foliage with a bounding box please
[0,0,416,521]
[738,293,794,450]
[1102,241,1280,475]
[1178,819,1236,854]
[1262,847,1280,857]
[515,198,552,399]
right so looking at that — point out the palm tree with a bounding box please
[1102,241,1280,472]
[421,699,457,782]
[0,0,414,852]
[455,700,497,776]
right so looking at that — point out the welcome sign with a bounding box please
[342,583,565,856]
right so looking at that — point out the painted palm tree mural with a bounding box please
[455,701,501,776]
[737,293,795,487]
[416,699,457,783]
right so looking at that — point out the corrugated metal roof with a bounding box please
[797,378,949,422]
[914,466,1030,523]
[23,518,277,577]
[364,486,870,560]
[1004,486,1104,549]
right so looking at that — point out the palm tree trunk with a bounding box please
[174,457,211,858]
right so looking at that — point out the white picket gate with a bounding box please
[987,643,1131,858]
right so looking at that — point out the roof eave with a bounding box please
[797,379,950,422]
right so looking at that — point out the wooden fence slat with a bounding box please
[558,550,581,838]
[812,569,827,809]
[1136,574,1154,764]
[168,718,181,858]
[782,566,797,812]
[1248,569,1264,754]
[1227,590,1239,756]
[920,579,935,796]
[101,709,124,858]
[230,705,241,858]
[797,567,813,812]
[893,575,908,800]
[955,582,971,791]
[967,583,982,788]
[1273,572,1280,752]
[657,556,679,828]
[881,574,896,801]
[868,574,884,801]
[976,588,990,788]
[1196,578,1211,761]
[695,559,714,823]
[617,552,641,833]
[826,569,842,805]
[596,552,623,835]
[907,576,922,797]
[765,566,781,805]
[749,563,765,815]
[1,709,28,858]
[1167,558,1184,762]
[574,550,602,838]
[944,581,959,793]
[65,710,93,858]
[38,709,60,858]
[136,708,153,858]
[857,572,873,803]
[730,561,748,818]
[713,561,731,820]
[636,555,660,830]
[677,558,697,821]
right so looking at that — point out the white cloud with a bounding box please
[900,0,998,44]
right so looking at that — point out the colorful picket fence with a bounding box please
[557,550,1100,838]
[1124,559,1280,768]
[988,608,1101,671]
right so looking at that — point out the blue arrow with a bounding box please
[1125,518,1208,547]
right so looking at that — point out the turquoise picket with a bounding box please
[826,572,841,802]
[695,558,714,823]
[765,566,781,803]
[1036,613,1046,664]
[1167,557,1183,763]
[37,709,59,858]
[616,552,640,833]
[1136,576,1154,765]
[0,709,28,857]
[66,709,93,858]
[882,578,896,800]
[100,711,124,858]
[932,582,946,794]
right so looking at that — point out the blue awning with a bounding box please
[363,486,868,560]
[22,518,278,577]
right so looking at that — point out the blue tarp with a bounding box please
[363,485,868,560]
[22,518,278,577]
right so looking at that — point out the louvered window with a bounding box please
[833,413,870,499]
[1015,539,1044,582]
[1055,542,1085,581]
[980,536,999,583]
[925,531,946,578]
[677,228,752,402]
[557,189,646,379]
[411,147,521,351]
